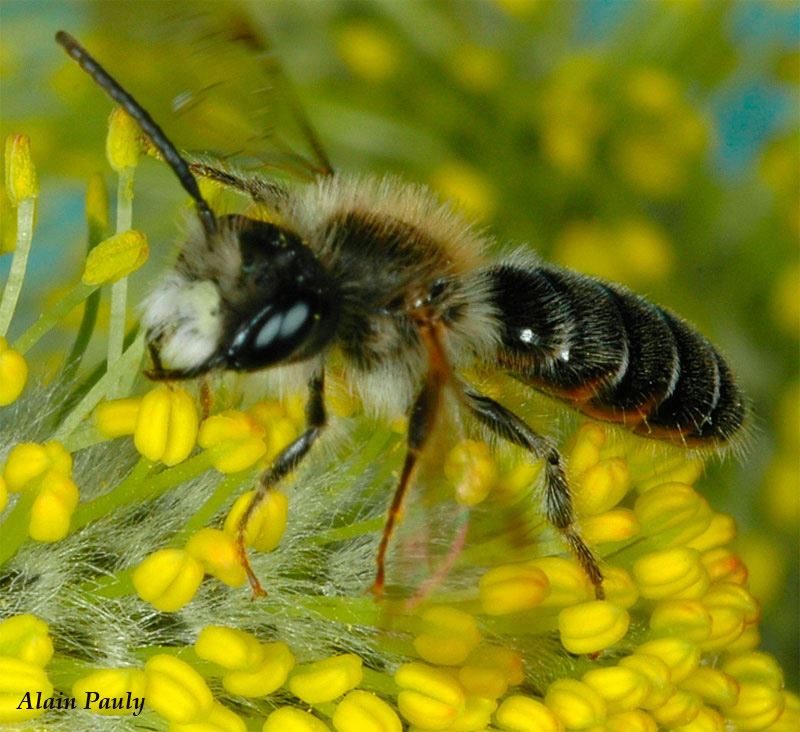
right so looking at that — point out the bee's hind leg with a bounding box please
[462,387,605,600]
[236,371,326,597]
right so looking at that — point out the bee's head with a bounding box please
[143,215,338,380]
[54,32,338,380]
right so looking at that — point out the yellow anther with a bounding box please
[223,641,294,697]
[459,645,523,699]
[605,709,658,732]
[94,397,141,438]
[134,385,198,466]
[3,440,72,492]
[247,398,288,428]
[568,422,606,477]
[635,638,699,684]
[132,548,204,612]
[632,547,709,600]
[458,663,509,701]
[634,482,711,542]
[288,654,363,704]
[685,513,736,552]
[413,606,481,666]
[771,691,800,732]
[724,682,786,730]
[0,614,53,666]
[336,21,398,83]
[223,489,288,552]
[0,476,7,513]
[545,678,606,729]
[478,563,550,615]
[528,557,593,607]
[263,707,331,732]
[634,458,704,494]
[700,547,747,585]
[198,411,267,473]
[601,566,640,609]
[195,626,265,671]
[699,604,746,652]
[651,688,702,728]
[558,600,630,654]
[4,134,39,204]
[705,584,760,625]
[450,695,497,731]
[582,508,640,545]
[395,661,465,729]
[726,625,761,655]
[572,457,629,516]
[680,667,739,708]
[28,472,79,542]
[0,337,27,406]
[494,694,563,732]
[582,665,650,713]
[722,652,782,693]
[72,668,147,716]
[171,701,247,732]
[649,600,712,643]
[671,706,725,732]
[144,654,214,724]
[619,653,673,710]
[332,690,402,732]
[185,528,246,587]
[444,440,497,506]
[82,229,149,285]
[0,656,53,722]
[106,107,141,171]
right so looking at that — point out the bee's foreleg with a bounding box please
[237,370,326,597]
[462,387,605,600]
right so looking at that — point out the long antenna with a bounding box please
[55,31,218,235]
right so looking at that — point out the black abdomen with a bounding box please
[487,263,746,445]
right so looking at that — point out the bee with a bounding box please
[56,29,746,601]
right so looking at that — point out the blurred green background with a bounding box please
[1,0,798,686]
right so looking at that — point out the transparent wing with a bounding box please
[85,1,333,180]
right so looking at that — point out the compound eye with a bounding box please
[227,299,316,371]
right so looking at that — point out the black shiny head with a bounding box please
[145,215,339,381]
[221,216,338,372]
